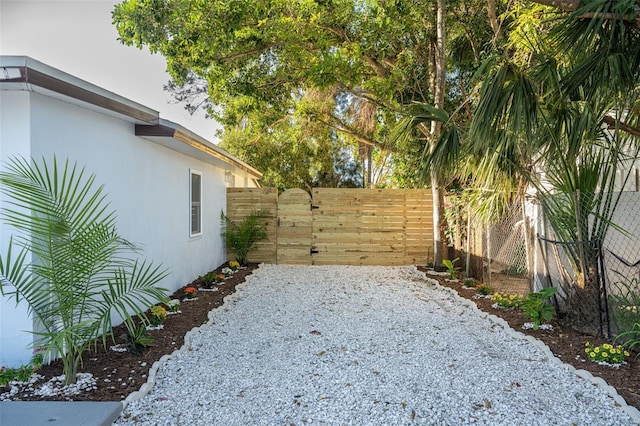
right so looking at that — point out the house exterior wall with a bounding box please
[0,89,257,367]
[602,191,640,284]
[0,90,36,367]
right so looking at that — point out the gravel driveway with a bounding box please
[115,265,638,425]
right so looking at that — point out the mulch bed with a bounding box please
[2,263,638,413]
[1,262,258,403]
[419,267,640,412]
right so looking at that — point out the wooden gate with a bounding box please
[276,188,312,264]
[226,188,433,265]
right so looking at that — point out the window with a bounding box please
[190,170,202,236]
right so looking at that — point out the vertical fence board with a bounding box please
[277,188,312,265]
[226,188,278,263]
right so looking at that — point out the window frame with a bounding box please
[190,169,203,237]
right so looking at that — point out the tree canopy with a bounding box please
[112,0,496,188]
[113,0,639,271]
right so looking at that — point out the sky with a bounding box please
[0,0,221,141]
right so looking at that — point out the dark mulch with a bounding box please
[3,263,638,413]
[1,262,258,402]
[419,267,640,412]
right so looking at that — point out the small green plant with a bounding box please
[492,292,525,310]
[442,258,460,280]
[0,351,44,386]
[616,322,640,355]
[199,272,217,286]
[462,278,478,288]
[221,209,270,266]
[127,324,154,355]
[165,299,180,313]
[584,342,629,366]
[522,287,558,330]
[475,284,494,296]
[149,305,167,327]
[608,274,640,337]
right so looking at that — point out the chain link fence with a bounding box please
[535,190,640,338]
[601,192,640,337]
[483,202,528,278]
[466,189,640,339]
[537,233,609,337]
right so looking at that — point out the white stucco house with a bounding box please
[0,56,262,367]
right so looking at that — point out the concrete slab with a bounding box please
[0,401,123,426]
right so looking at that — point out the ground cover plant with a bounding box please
[584,342,630,367]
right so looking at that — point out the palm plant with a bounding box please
[463,2,639,331]
[0,157,169,384]
[220,208,269,265]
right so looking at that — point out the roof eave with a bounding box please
[135,121,263,179]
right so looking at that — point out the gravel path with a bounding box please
[115,265,638,425]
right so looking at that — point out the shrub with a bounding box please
[492,292,525,310]
[585,342,629,366]
[523,287,558,330]
[221,209,270,265]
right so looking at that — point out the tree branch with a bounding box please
[528,0,640,30]
[363,56,389,79]
[315,114,386,149]
[603,115,640,138]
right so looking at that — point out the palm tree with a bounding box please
[0,157,169,384]
[393,1,639,290]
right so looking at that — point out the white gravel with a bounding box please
[115,265,639,425]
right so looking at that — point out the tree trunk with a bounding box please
[367,145,373,189]
[486,0,502,41]
[467,217,485,282]
[430,0,447,267]
[521,193,536,292]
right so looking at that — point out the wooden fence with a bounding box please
[226,187,433,265]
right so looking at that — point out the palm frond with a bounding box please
[0,156,169,384]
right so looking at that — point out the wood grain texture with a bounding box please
[227,188,434,265]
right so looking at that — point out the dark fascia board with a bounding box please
[0,56,158,123]
[1,57,261,178]
[136,121,263,179]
